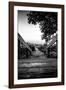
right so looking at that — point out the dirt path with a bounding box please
[18,55,57,79]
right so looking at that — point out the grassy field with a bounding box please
[18,55,57,79]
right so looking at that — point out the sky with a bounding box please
[18,11,45,44]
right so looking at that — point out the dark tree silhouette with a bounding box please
[27,11,57,42]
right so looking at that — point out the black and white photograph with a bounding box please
[9,2,64,88]
[18,10,58,79]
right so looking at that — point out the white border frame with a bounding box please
[14,6,62,85]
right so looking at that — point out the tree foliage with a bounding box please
[27,11,57,41]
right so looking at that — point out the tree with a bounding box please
[27,11,57,42]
